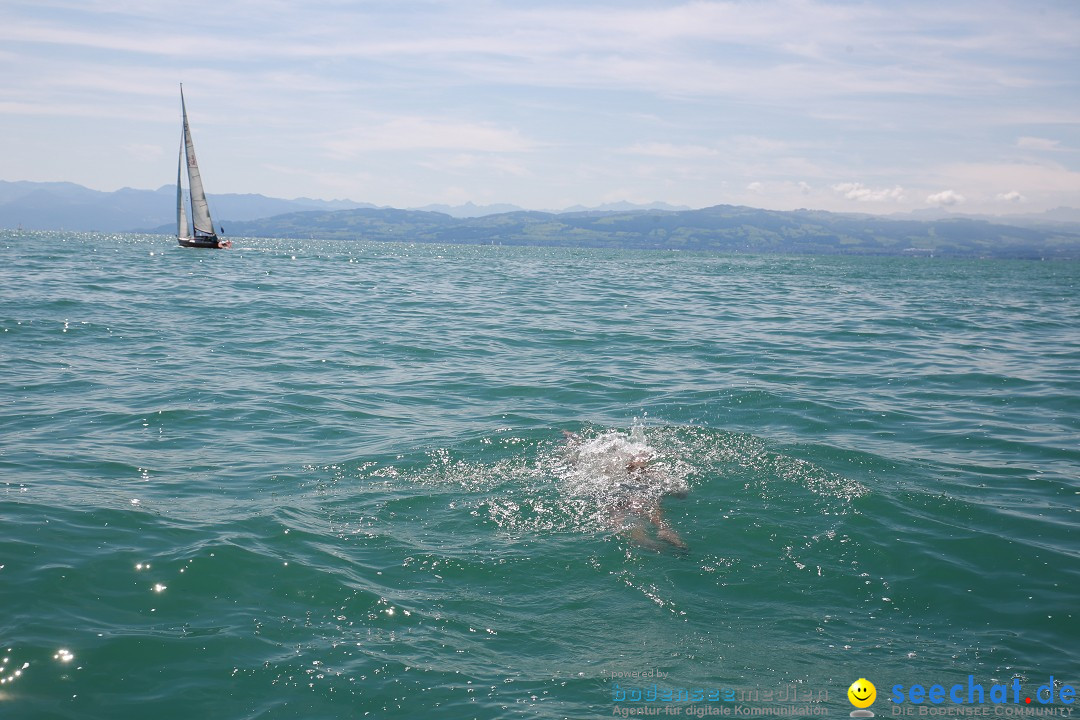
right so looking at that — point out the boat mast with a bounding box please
[180,84,217,239]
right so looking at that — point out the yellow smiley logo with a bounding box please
[848,678,876,709]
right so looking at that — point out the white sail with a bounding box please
[180,87,216,238]
[176,136,190,239]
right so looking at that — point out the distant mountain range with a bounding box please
[0,180,690,231]
[0,180,372,232]
[4,180,1080,258]
[215,204,1080,259]
[412,200,691,218]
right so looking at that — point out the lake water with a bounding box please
[2,231,1077,718]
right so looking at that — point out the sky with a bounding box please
[1,0,1079,214]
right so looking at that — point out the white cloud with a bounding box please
[747,182,764,192]
[926,189,965,206]
[417,153,532,178]
[731,136,794,154]
[1017,137,1061,151]
[623,142,720,159]
[123,143,164,162]
[995,191,1026,203]
[323,117,536,157]
[832,183,906,202]
[929,161,1080,212]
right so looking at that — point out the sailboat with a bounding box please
[176,85,230,249]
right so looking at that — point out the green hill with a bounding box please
[217,204,1080,258]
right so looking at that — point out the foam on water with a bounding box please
[558,424,689,502]
[330,421,868,548]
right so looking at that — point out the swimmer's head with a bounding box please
[626,452,654,472]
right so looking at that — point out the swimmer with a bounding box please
[562,429,688,551]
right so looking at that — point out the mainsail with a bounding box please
[178,85,217,241]
[176,137,189,240]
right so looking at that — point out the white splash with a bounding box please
[557,425,690,510]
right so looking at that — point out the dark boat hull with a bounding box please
[178,236,231,249]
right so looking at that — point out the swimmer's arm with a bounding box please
[648,507,688,550]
